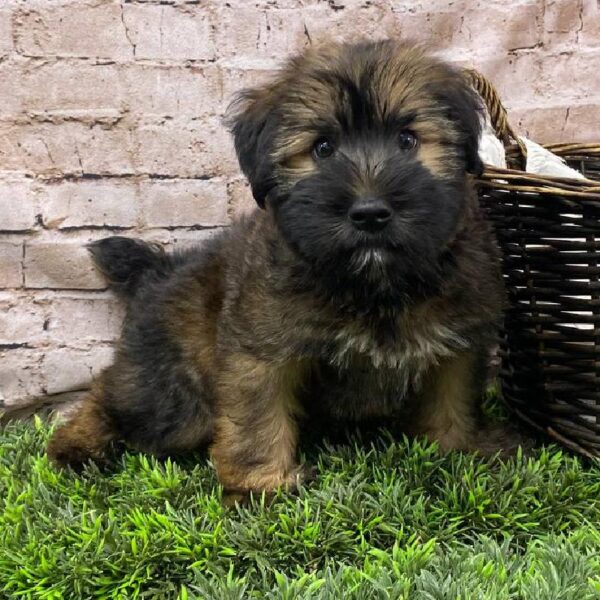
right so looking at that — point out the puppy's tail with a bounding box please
[88,236,172,299]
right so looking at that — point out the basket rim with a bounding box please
[476,143,600,199]
[505,142,600,163]
[476,176,600,199]
[537,142,600,156]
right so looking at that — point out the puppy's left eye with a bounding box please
[398,130,417,151]
[313,138,335,159]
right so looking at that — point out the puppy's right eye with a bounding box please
[313,138,335,159]
[398,130,417,151]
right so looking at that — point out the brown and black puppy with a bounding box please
[48,40,510,493]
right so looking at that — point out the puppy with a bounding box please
[48,40,509,492]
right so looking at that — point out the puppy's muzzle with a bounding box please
[348,197,392,233]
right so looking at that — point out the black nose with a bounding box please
[349,198,392,232]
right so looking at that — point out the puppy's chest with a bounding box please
[326,316,466,373]
[306,317,468,420]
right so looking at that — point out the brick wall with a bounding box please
[1,0,599,414]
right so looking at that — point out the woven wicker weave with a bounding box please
[466,70,600,458]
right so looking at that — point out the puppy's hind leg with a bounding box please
[47,379,118,469]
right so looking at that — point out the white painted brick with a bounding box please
[543,0,584,48]
[3,60,125,115]
[0,242,23,288]
[42,345,114,395]
[580,0,600,47]
[0,9,13,58]
[213,6,312,62]
[13,4,133,60]
[123,64,224,117]
[0,348,45,409]
[510,103,600,144]
[44,296,124,343]
[532,51,600,103]
[0,177,38,231]
[394,4,542,58]
[24,242,106,290]
[0,298,46,345]
[122,4,215,61]
[41,180,138,229]
[0,122,135,177]
[141,178,228,227]
[134,118,237,177]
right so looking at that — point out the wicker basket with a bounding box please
[466,70,600,458]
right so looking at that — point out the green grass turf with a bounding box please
[1,416,599,599]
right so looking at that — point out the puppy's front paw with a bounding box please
[214,457,315,501]
[221,465,315,507]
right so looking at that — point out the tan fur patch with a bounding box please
[210,355,308,492]
[411,352,478,451]
[47,381,117,467]
[281,152,318,181]
[417,142,458,179]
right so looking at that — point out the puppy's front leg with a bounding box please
[210,353,307,494]
[412,351,525,455]
[412,352,480,451]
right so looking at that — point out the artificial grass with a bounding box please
[1,416,599,599]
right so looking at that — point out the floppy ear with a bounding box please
[431,72,485,176]
[225,89,280,208]
[456,80,485,176]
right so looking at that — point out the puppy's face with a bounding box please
[228,40,483,295]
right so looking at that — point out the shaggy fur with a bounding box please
[48,40,511,493]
